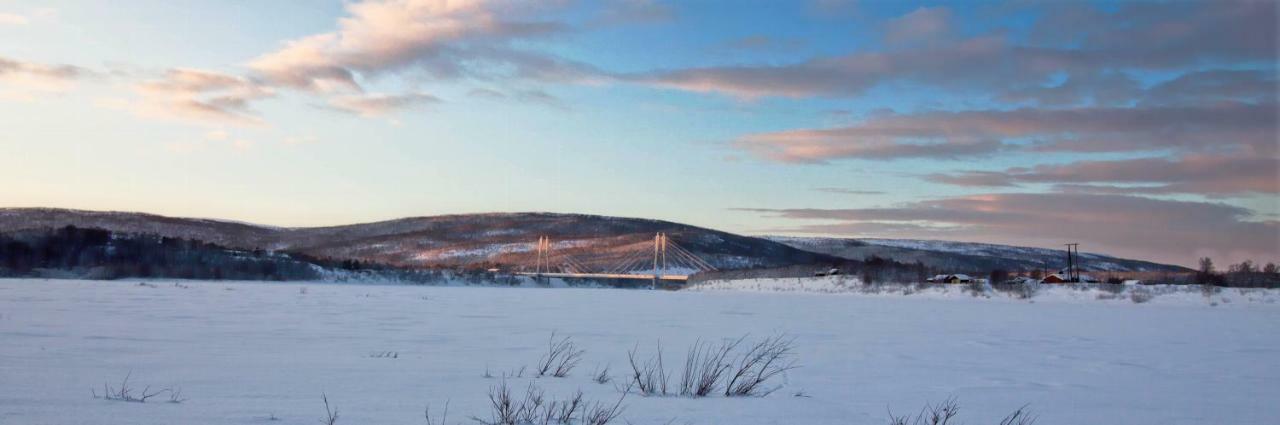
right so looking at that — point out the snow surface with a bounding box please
[1,279,1277,424]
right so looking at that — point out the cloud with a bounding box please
[466,87,568,109]
[591,0,675,26]
[0,56,90,85]
[883,7,952,47]
[635,2,1277,101]
[718,35,805,52]
[736,126,1004,163]
[325,92,440,117]
[132,68,274,126]
[0,8,54,26]
[165,129,255,153]
[813,187,885,195]
[0,13,28,25]
[927,155,1280,197]
[733,102,1277,163]
[738,192,1280,266]
[247,0,589,92]
[1141,69,1279,106]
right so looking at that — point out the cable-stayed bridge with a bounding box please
[514,233,717,284]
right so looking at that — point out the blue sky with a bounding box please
[0,0,1276,266]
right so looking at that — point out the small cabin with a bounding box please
[927,274,974,284]
[1041,273,1068,284]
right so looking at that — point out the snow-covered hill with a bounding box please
[0,208,833,271]
[766,236,1189,272]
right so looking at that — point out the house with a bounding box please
[1041,273,1068,283]
[1007,276,1039,285]
[814,268,840,277]
[928,274,974,284]
[1041,273,1101,284]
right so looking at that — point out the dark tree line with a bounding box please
[0,226,322,280]
[1197,257,1280,288]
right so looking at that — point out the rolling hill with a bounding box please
[0,208,1190,274]
[0,208,833,271]
[765,236,1190,273]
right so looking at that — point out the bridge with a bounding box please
[514,233,717,285]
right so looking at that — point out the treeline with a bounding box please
[1194,257,1280,288]
[0,226,325,280]
[690,255,932,283]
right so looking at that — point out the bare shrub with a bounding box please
[167,386,186,403]
[592,365,612,384]
[321,393,339,425]
[1130,287,1155,304]
[91,371,168,403]
[887,398,959,425]
[628,335,796,398]
[1100,283,1125,295]
[678,338,739,397]
[473,380,518,425]
[537,332,585,378]
[626,343,669,396]
[472,381,619,425]
[424,400,449,425]
[966,280,985,297]
[581,393,626,425]
[544,390,584,424]
[724,335,797,397]
[887,399,1036,425]
[999,406,1037,425]
[991,282,1037,300]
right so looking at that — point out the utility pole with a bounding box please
[1064,243,1079,282]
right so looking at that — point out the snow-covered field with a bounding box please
[1,278,1277,425]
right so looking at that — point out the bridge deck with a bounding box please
[514,272,689,282]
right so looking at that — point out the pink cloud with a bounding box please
[738,192,1280,266]
[928,155,1280,197]
[733,102,1277,162]
[132,68,274,126]
[247,0,586,92]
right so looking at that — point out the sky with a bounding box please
[0,0,1276,267]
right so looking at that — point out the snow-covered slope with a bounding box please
[0,208,834,271]
[766,236,1188,272]
[1,279,1275,424]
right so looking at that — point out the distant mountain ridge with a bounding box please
[0,208,833,271]
[765,236,1190,273]
[0,208,1189,273]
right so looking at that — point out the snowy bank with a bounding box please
[688,275,1280,307]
